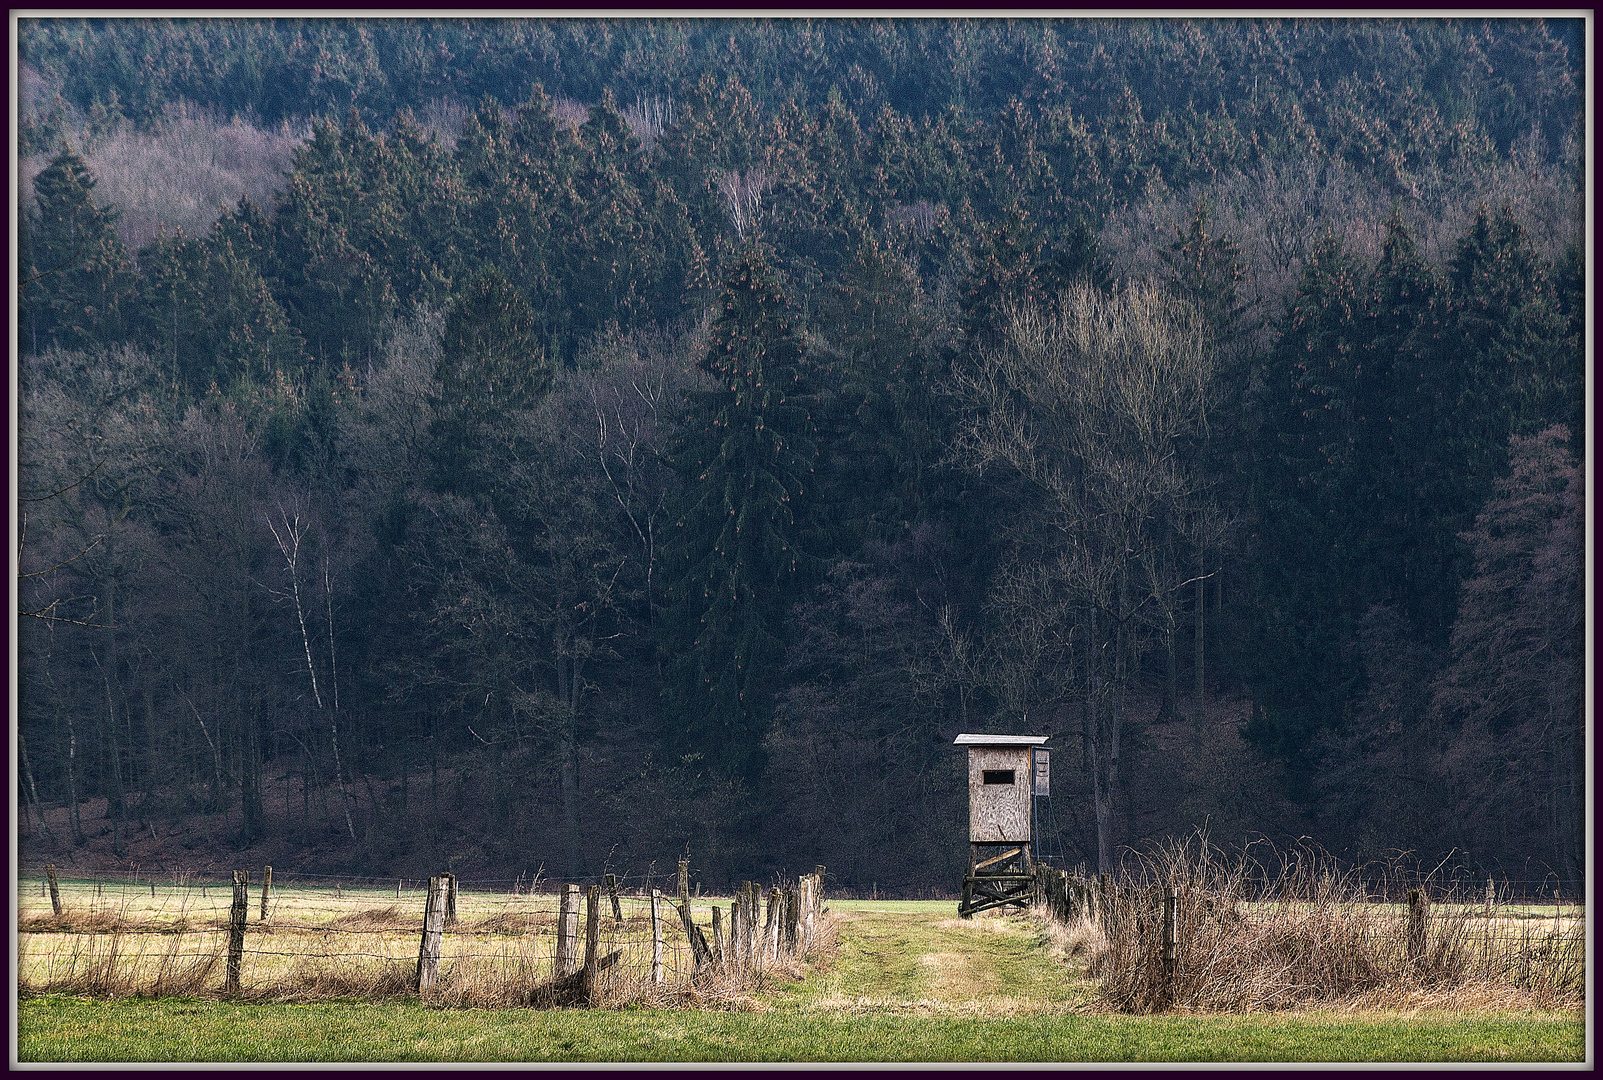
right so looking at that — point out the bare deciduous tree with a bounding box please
[954,281,1215,872]
[716,168,772,239]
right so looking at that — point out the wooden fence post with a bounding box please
[764,888,780,962]
[678,859,689,905]
[1485,877,1495,917]
[711,905,725,966]
[259,866,272,921]
[415,875,447,992]
[784,887,799,953]
[556,884,580,976]
[801,875,817,953]
[740,882,754,967]
[582,885,601,1005]
[749,883,762,966]
[742,884,754,967]
[46,865,62,916]
[650,889,664,984]
[444,873,458,928]
[1406,888,1427,963]
[226,870,249,994]
[606,874,622,921]
[676,897,712,968]
[1161,888,1178,1008]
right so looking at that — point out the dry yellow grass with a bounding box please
[18,875,833,1011]
[1074,839,1587,1015]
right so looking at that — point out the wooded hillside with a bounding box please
[16,17,1585,895]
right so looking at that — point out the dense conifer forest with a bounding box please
[15,17,1586,894]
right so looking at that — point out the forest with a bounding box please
[15,17,1587,896]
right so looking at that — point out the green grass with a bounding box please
[17,995,1584,1062]
[15,903,1585,1063]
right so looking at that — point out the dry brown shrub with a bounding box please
[1030,902,1104,961]
[248,957,416,1003]
[461,910,550,935]
[324,905,413,932]
[1084,836,1586,1014]
[19,928,223,1000]
[20,909,132,935]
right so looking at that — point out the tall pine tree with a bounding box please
[658,248,821,779]
[20,147,134,353]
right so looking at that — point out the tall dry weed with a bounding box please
[1085,836,1585,1013]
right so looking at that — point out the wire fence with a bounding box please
[17,864,831,1008]
[1028,847,1587,1012]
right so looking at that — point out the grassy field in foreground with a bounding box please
[16,995,1584,1063]
[16,904,1586,1063]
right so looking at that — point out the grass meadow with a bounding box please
[15,887,1587,1064]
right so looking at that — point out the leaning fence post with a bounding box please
[259,866,273,921]
[556,884,579,976]
[1162,887,1178,1008]
[650,889,665,984]
[676,896,712,968]
[46,865,62,916]
[606,874,622,921]
[581,885,601,1005]
[1406,888,1427,963]
[226,870,249,994]
[678,859,689,905]
[415,875,447,992]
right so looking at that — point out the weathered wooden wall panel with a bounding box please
[967,746,1032,842]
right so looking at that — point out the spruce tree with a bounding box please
[20,147,133,353]
[658,248,821,779]
[428,265,553,497]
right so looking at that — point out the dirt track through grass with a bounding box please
[792,903,1096,1016]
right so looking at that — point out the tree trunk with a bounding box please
[18,729,53,842]
[101,581,128,858]
[1195,550,1206,728]
[62,692,84,846]
[1087,604,1112,875]
[1161,623,1178,723]
[556,653,581,877]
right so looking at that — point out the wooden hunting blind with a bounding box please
[954,733,1048,917]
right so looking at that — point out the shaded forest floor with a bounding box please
[18,692,1301,884]
[17,768,490,881]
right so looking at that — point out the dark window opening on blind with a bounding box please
[982,770,1015,785]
